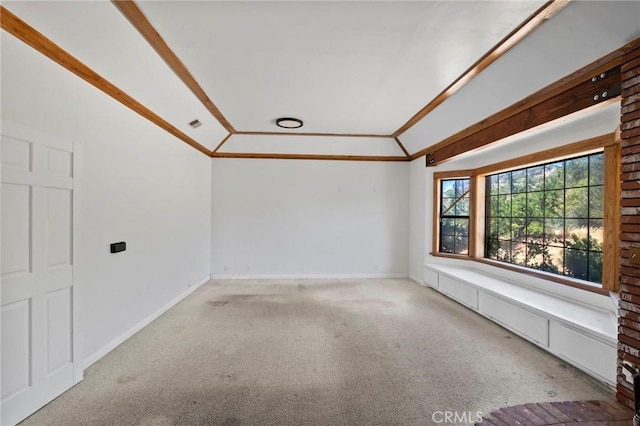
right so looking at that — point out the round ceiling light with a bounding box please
[276,117,303,129]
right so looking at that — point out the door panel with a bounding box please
[1,129,77,426]
[0,300,31,402]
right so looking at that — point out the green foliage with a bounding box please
[484,152,605,284]
[565,234,603,283]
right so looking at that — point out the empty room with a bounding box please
[2,1,640,425]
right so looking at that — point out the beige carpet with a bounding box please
[21,279,613,425]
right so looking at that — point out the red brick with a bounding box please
[623,93,640,107]
[622,216,640,225]
[622,109,640,124]
[622,126,640,139]
[622,101,640,115]
[622,75,640,90]
[622,118,640,131]
[624,83,640,98]
[622,56,640,74]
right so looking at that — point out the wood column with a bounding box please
[617,37,640,410]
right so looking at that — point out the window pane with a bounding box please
[455,236,469,255]
[512,193,526,217]
[544,190,564,218]
[512,217,526,242]
[440,235,454,253]
[545,162,564,190]
[526,218,543,242]
[441,198,454,215]
[527,191,544,217]
[498,218,511,240]
[489,195,499,217]
[455,179,469,197]
[589,219,604,251]
[498,240,511,262]
[566,156,589,188]
[487,218,498,239]
[565,219,585,248]
[454,197,470,216]
[486,239,499,259]
[528,166,544,191]
[498,172,511,194]
[544,218,564,247]
[512,242,527,266]
[488,175,499,195]
[498,194,511,217]
[589,153,604,185]
[565,187,588,218]
[565,248,588,280]
[442,180,455,197]
[545,246,563,274]
[589,251,603,283]
[512,170,526,193]
[441,218,455,235]
[589,186,603,218]
[455,218,469,237]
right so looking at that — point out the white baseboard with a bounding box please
[409,274,424,285]
[209,273,408,280]
[83,275,210,369]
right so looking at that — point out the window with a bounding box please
[439,178,470,254]
[431,133,619,293]
[484,153,604,284]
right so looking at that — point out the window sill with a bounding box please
[430,252,609,296]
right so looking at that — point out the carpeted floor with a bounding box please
[21,279,613,425]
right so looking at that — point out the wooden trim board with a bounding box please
[112,0,236,133]
[0,6,212,157]
[394,0,570,138]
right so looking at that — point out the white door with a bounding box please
[1,124,79,425]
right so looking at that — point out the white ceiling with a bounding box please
[2,1,639,157]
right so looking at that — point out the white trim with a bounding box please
[209,273,408,280]
[83,276,210,369]
[409,274,424,285]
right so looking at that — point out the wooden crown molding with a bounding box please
[394,137,410,158]
[112,0,236,134]
[235,131,392,138]
[412,43,626,165]
[393,0,570,139]
[210,152,409,162]
[213,133,233,153]
[0,6,213,157]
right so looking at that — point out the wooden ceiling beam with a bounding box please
[0,6,213,157]
[423,65,621,166]
[112,0,236,133]
[409,44,627,164]
[393,0,570,138]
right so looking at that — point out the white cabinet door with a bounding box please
[1,127,77,426]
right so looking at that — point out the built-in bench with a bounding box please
[424,263,618,386]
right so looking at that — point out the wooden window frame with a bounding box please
[432,132,620,295]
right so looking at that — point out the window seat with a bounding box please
[424,263,617,386]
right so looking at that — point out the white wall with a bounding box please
[211,158,409,278]
[1,34,212,364]
[408,158,426,282]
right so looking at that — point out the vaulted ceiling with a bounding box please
[2,1,639,160]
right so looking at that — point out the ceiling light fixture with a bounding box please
[276,117,303,129]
